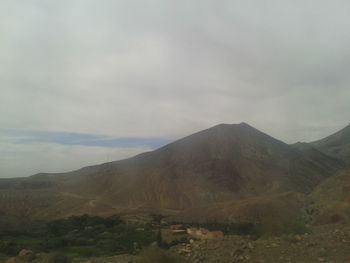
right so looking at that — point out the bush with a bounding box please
[0,241,21,256]
[48,253,71,263]
[43,237,68,249]
[46,215,123,236]
[138,247,180,263]
[96,239,118,252]
[66,236,95,246]
[255,216,307,236]
[1,215,159,258]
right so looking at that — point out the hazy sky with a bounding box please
[1,0,350,177]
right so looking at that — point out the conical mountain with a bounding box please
[0,123,343,222]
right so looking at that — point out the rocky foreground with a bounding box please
[170,224,350,263]
[4,224,350,263]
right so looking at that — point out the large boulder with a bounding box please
[5,249,36,263]
[18,249,35,262]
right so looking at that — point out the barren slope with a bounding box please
[311,123,350,163]
[0,123,344,222]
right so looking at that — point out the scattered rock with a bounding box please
[179,248,191,254]
[294,235,302,242]
[237,255,244,261]
[247,242,254,249]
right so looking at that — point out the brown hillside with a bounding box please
[311,123,350,163]
[308,168,350,225]
[0,123,344,222]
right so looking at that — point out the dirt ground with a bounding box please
[170,224,350,263]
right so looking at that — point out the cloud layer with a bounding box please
[1,0,350,177]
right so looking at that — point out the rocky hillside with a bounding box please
[0,123,344,223]
[308,168,350,225]
[168,224,350,263]
[311,123,350,163]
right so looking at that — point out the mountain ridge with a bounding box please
[0,122,346,224]
[310,123,350,163]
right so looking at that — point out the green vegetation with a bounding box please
[47,253,71,263]
[0,214,157,258]
[0,213,308,261]
[138,247,180,263]
[254,216,308,236]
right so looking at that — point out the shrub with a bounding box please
[43,237,68,249]
[60,246,103,258]
[48,253,71,263]
[96,239,118,252]
[0,241,21,256]
[138,247,180,263]
[255,216,307,236]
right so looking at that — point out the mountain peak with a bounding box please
[239,121,251,127]
[215,122,251,127]
[189,122,270,143]
[211,122,254,131]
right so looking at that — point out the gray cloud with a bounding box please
[1,0,350,177]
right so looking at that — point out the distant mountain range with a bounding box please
[0,122,349,227]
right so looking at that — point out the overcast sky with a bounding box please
[1,0,350,177]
